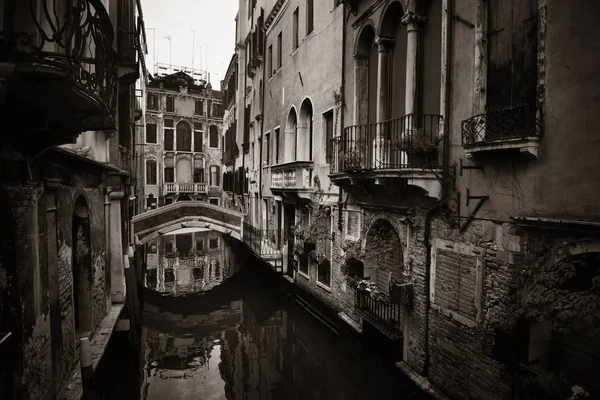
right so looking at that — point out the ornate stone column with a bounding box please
[374,37,394,167]
[402,12,426,116]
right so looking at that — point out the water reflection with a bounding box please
[141,230,429,400]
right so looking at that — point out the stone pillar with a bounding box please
[103,187,112,310]
[402,12,426,116]
[109,191,126,303]
[375,36,394,123]
[353,55,370,126]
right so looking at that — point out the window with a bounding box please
[293,8,299,50]
[275,128,280,163]
[268,44,273,77]
[209,237,219,249]
[166,95,174,112]
[194,122,203,152]
[147,93,158,111]
[165,198,173,205]
[277,32,282,69]
[209,198,220,206]
[265,132,270,165]
[146,194,157,209]
[176,121,192,151]
[196,239,204,252]
[213,103,221,117]
[207,100,212,118]
[306,0,314,35]
[195,99,204,115]
[345,210,361,240]
[323,110,334,163]
[164,167,174,183]
[146,123,157,143]
[194,168,204,183]
[165,242,173,253]
[209,125,219,148]
[432,241,481,322]
[164,119,174,151]
[210,165,220,186]
[317,259,331,287]
[146,159,157,185]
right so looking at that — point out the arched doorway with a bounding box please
[176,121,192,151]
[364,218,403,293]
[284,107,297,162]
[380,1,407,120]
[72,196,93,334]
[355,24,377,125]
[298,99,313,161]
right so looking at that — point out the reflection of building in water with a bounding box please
[144,231,240,294]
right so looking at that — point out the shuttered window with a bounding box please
[487,0,538,108]
[434,249,478,321]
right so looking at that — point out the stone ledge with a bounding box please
[395,361,452,400]
[59,304,125,400]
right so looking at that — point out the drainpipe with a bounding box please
[337,5,347,231]
[423,0,454,377]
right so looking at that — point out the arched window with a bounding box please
[209,125,219,148]
[146,159,157,185]
[299,99,313,161]
[176,121,192,151]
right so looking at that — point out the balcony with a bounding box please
[0,0,118,142]
[270,161,314,199]
[461,104,542,159]
[355,287,403,339]
[331,114,443,199]
[164,183,207,194]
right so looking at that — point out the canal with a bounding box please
[101,229,431,399]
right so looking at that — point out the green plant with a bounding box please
[410,131,443,153]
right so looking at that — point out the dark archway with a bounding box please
[72,196,93,334]
[380,1,407,119]
[364,218,403,293]
[298,99,314,161]
[355,24,377,125]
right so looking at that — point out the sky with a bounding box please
[141,0,239,90]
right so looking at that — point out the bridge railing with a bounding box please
[243,221,282,259]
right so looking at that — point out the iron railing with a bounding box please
[0,0,118,125]
[243,222,282,258]
[355,287,402,338]
[331,114,442,174]
[461,104,542,146]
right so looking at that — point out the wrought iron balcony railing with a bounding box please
[461,104,542,146]
[164,183,207,194]
[243,222,282,259]
[270,161,313,190]
[355,286,402,339]
[331,114,442,174]
[0,0,118,127]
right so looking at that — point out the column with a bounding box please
[109,191,126,303]
[374,36,394,167]
[401,12,426,116]
[103,187,112,310]
[353,55,370,126]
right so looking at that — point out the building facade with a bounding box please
[142,72,224,209]
[0,0,148,398]
[236,0,600,399]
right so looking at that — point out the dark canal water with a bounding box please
[102,229,430,400]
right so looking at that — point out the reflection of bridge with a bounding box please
[132,201,245,244]
[132,201,284,268]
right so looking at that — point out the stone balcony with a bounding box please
[164,183,207,194]
[270,161,314,199]
[330,114,444,199]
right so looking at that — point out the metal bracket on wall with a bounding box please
[459,158,484,176]
[460,189,489,232]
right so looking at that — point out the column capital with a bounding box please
[374,36,394,50]
[401,12,427,27]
